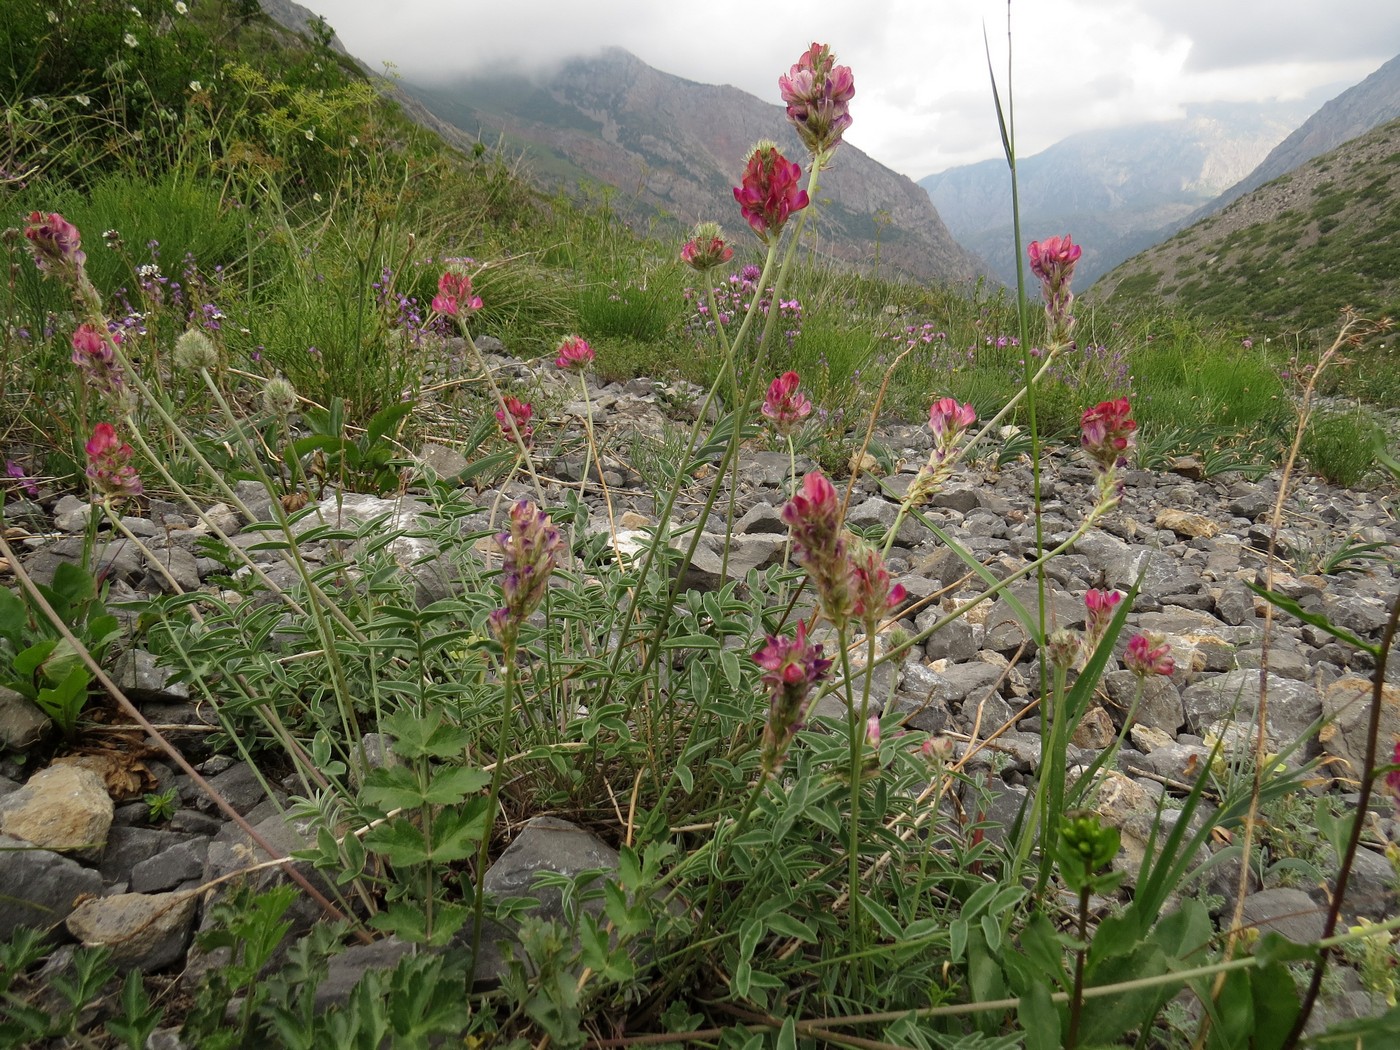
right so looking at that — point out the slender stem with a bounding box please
[471,637,519,975]
[1067,883,1091,1049]
[837,625,864,959]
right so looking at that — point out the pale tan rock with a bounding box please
[619,510,651,529]
[0,764,113,860]
[1154,508,1218,538]
[66,891,197,971]
[1319,676,1400,784]
[1071,705,1117,749]
[1129,725,1176,753]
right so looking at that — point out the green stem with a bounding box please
[471,635,518,976]
[1067,884,1091,1049]
[837,624,864,960]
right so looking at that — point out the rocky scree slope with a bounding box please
[0,344,1397,1030]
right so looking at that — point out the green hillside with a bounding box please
[1096,117,1400,336]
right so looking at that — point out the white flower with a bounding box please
[47,10,59,24]
[304,127,315,142]
[129,5,141,16]
[123,32,138,47]
[312,192,322,202]
[137,264,161,279]
[74,94,90,106]
[348,135,358,148]
[174,1,187,13]
[188,80,201,92]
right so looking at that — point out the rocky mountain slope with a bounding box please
[1200,52,1400,218]
[1093,116,1400,334]
[918,101,1319,288]
[397,49,989,286]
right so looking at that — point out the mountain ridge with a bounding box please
[399,47,989,285]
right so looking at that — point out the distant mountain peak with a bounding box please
[396,51,989,284]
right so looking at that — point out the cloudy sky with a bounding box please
[305,0,1400,179]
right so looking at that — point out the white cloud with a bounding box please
[307,0,1400,177]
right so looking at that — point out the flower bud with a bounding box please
[173,328,218,372]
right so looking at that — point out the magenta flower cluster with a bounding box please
[496,395,534,446]
[733,142,810,243]
[554,335,594,371]
[1083,588,1122,650]
[24,211,86,274]
[778,42,855,157]
[1028,234,1082,340]
[432,267,482,318]
[1080,398,1137,473]
[71,323,125,397]
[782,471,904,630]
[753,620,832,772]
[84,423,142,502]
[680,222,735,272]
[1124,633,1174,678]
[762,371,812,435]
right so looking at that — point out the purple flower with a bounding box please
[5,459,38,498]
[489,500,564,647]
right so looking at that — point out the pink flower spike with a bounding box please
[866,714,881,748]
[1080,398,1137,473]
[762,370,812,435]
[782,471,854,625]
[1124,632,1174,678]
[1027,235,1082,286]
[555,335,594,371]
[928,397,977,442]
[24,211,86,273]
[496,395,534,446]
[1028,234,1082,338]
[1084,588,1122,647]
[778,42,855,156]
[681,221,734,272]
[848,539,905,630]
[84,422,142,501]
[733,142,809,243]
[754,619,833,772]
[433,268,482,318]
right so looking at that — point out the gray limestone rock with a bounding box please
[0,686,51,750]
[0,833,104,938]
[1240,887,1326,944]
[65,891,198,971]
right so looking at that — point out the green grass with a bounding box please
[3,4,1399,1046]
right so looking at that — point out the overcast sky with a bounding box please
[305,0,1400,179]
